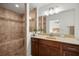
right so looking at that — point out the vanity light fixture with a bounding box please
[15,4,19,8]
[44,7,63,16]
[44,8,54,16]
[44,10,49,16]
[49,8,55,15]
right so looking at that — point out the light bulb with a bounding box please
[15,4,19,8]
[44,10,49,16]
[54,7,63,14]
[49,8,54,15]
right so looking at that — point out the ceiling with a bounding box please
[29,3,50,9]
[39,3,79,10]
[0,3,49,14]
[0,3,25,14]
[29,3,79,16]
[0,3,79,15]
[37,3,79,16]
[29,3,79,10]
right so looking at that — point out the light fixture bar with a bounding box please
[44,7,63,16]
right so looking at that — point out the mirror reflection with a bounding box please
[29,3,79,38]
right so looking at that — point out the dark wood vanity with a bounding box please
[31,37,79,56]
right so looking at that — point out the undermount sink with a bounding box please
[45,36,56,39]
[37,35,56,39]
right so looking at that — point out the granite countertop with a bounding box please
[32,35,79,45]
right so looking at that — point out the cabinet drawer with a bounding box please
[39,39,60,48]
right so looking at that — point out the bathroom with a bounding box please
[0,3,79,56]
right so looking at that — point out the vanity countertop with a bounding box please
[32,35,79,45]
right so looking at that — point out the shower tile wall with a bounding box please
[0,7,26,56]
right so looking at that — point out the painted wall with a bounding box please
[59,9,75,35]
[75,8,79,39]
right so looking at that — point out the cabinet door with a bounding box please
[39,44,49,56]
[39,39,61,56]
[31,38,38,56]
[39,43,60,56]
[62,43,79,56]
[48,46,61,56]
[63,50,79,56]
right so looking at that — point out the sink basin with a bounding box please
[45,36,56,39]
[37,35,58,40]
